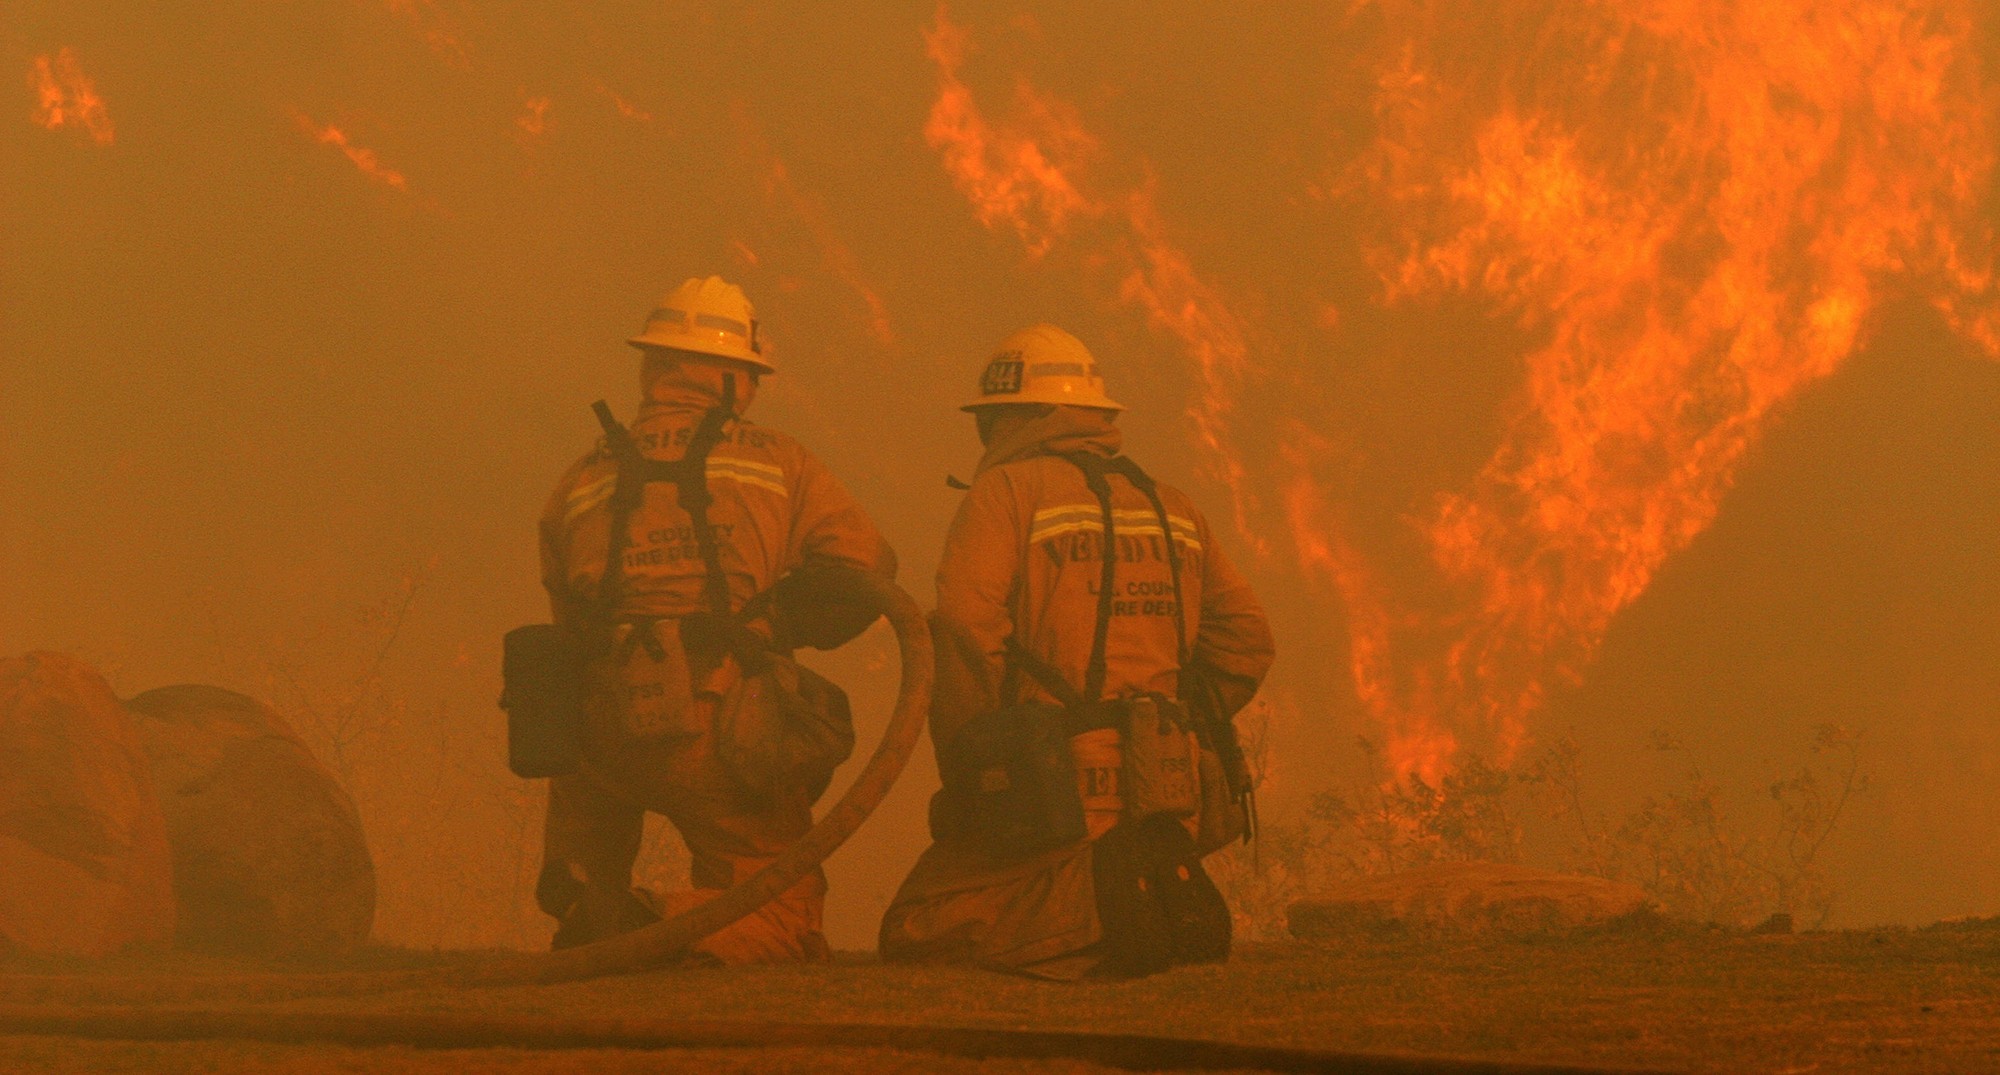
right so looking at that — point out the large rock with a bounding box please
[1288,861,1654,939]
[0,653,176,957]
[125,685,375,957]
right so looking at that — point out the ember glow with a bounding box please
[765,155,897,347]
[381,0,472,69]
[29,48,113,146]
[592,81,653,123]
[515,95,550,140]
[294,114,409,191]
[927,2,1999,782]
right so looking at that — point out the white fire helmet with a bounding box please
[626,276,774,373]
[961,323,1123,412]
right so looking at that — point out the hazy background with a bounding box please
[4,2,1996,949]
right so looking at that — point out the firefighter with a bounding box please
[879,324,1273,979]
[535,276,895,963]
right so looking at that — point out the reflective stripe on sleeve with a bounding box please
[1028,504,1201,550]
[706,456,788,498]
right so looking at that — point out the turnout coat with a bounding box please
[880,406,1273,977]
[537,376,895,964]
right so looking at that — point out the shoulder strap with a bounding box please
[588,394,738,624]
[1067,453,1120,703]
[1098,455,1188,666]
[677,402,737,619]
[591,400,646,621]
[1004,636,1085,710]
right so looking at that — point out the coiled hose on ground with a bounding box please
[0,570,933,1006]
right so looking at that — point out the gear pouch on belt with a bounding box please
[1122,695,1200,821]
[1193,746,1247,855]
[715,654,856,803]
[500,624,587,778]
[932,703,1088,860]
[605,619,697,741]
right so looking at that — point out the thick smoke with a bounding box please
[2,1,1995,946]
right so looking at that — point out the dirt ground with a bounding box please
[4,919,1998,1074]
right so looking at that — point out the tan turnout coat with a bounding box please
[880,407,1273,977]
[536,378,894,964]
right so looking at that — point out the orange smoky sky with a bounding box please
[3,2,1997,948]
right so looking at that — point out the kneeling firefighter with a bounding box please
[511,276,896,964]
[879,324,1274,979]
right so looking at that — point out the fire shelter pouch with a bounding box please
[933,702,1088,861]
[606,619,697,741]
[715,653,856,803]
[500,623,588,778]
[1121,695,1200,821]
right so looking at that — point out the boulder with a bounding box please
[125,685,375,957]
[1288,861,1654,939]
[0,652,176,957]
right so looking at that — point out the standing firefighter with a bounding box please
[526,276,895,963]
[879,324,1273,979]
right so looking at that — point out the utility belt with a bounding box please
[504,602,854,800]
[499,609,744,779]
[931,689,1222,860]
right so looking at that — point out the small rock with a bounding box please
[0,653,177,957]
[126,685,375,958]
[1288,861,1654,940]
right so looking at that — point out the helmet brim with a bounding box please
[961,394,1124,413]
[628,337,777,374]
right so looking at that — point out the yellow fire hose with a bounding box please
[0,576,1668,1073]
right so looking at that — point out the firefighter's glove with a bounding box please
[769,565,884,651]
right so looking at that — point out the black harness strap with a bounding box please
[1080,460,1119,704]
[679,405,738,622]
[590,383,763,670]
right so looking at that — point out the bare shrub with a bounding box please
[1525,725,1868,929]
[200,568,563,950]
[1214,720,1869,937]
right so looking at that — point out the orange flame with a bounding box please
[515,94,550,140]
[765,155,896,346]
[921,6,1263,542]
[293,113,408,191]
[592,81,653,123]
[30,48,114,146]
[922,7,1096,257]
[1317,0,2000,777]
[925,3,1998,784]
[380,0,472,69]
